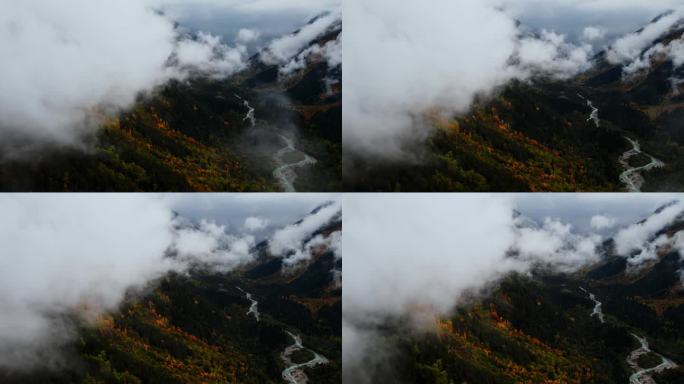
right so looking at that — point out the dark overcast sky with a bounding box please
[162,0,339,53]
[165,193,339,238]
[507,1,681,46]
[513,193,682,234]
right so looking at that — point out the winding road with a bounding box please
[281,331,329,384]
[618,137,664,192]
[273,134,317,192]
[579,287,677,383]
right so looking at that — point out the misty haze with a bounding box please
[0,193,342,383]
[343,193,684,383]
[343,0,684,193]
[0,0,341,192]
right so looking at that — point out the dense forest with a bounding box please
[345,22,684,192]
[0,23,342,192]
[358,271,684,383]
[0,221,342,384]
[349,213,684,383]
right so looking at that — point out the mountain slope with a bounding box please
[0,18,341,192]
[346,16,684,192]
[0,210,342,384]
[352,208,684,383]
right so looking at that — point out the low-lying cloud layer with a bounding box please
[343,194,684,383]
[613,200,684,267]
[0,195,176,370]
[0,0,339,160]
[259,7,341,78]
[0,1,251,158]
[606,9,684,76]
[0,194,339,372]
[343,0,683,160]
[344,195,601,321]
[269,201,342,267]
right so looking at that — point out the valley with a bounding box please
[580,288,678,383]
[236,287,260,321]
[345,203,684,384]
[0,17,341,192]
[0,206,342,384]
[618,137,665,192]
[233,91,321,192]
[627,334,677,384]
[281,332,330,384]
[345,15,684,192]
[273,134,318,192]
[580,288,605,323]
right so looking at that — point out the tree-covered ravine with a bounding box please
[344,23,684,192]
[0,23,341,193]
[0,250,342,384]
[354,270,684,384]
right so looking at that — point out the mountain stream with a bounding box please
[626,334,677,384]
[281,331,330,384]
[577,95,664,192]
[233,94,317,192]
[272,134,318,192]
[237,288,329,383]
[618,137,664,192]
[235,94,256,127]
[580,287,604,323]
[580,288,677,383]
[236,286,260,321]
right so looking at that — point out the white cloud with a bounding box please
[265,199,342,284]
[173,219,256,270]
[513,218,602,272]
[498,0,683,14]
[279,33,341,76]
[583,26,607,41]
[607,9,684,67]
[0,0,254,159]
[0,0,342,160]
[626,233,671,266]
[614,200,684,257]
[269,201,341,257]
[0,193,331,371]
[244,216,269,231]
[344,0,596,160]
[281,230,342,268]
[591,215,617,230]
[343,1,684,160]
[260,8,341,72]
[235,28,261,43]
[343,194,684,382]
[0,195,176,370]
[158,0,339,15]
[609,201,684,275]
[343,194,607,382]
[516,30,593,78]
[670,38,684,67]
[618,32,684,76]
[174,32,248,75]
[344,194,601,322]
